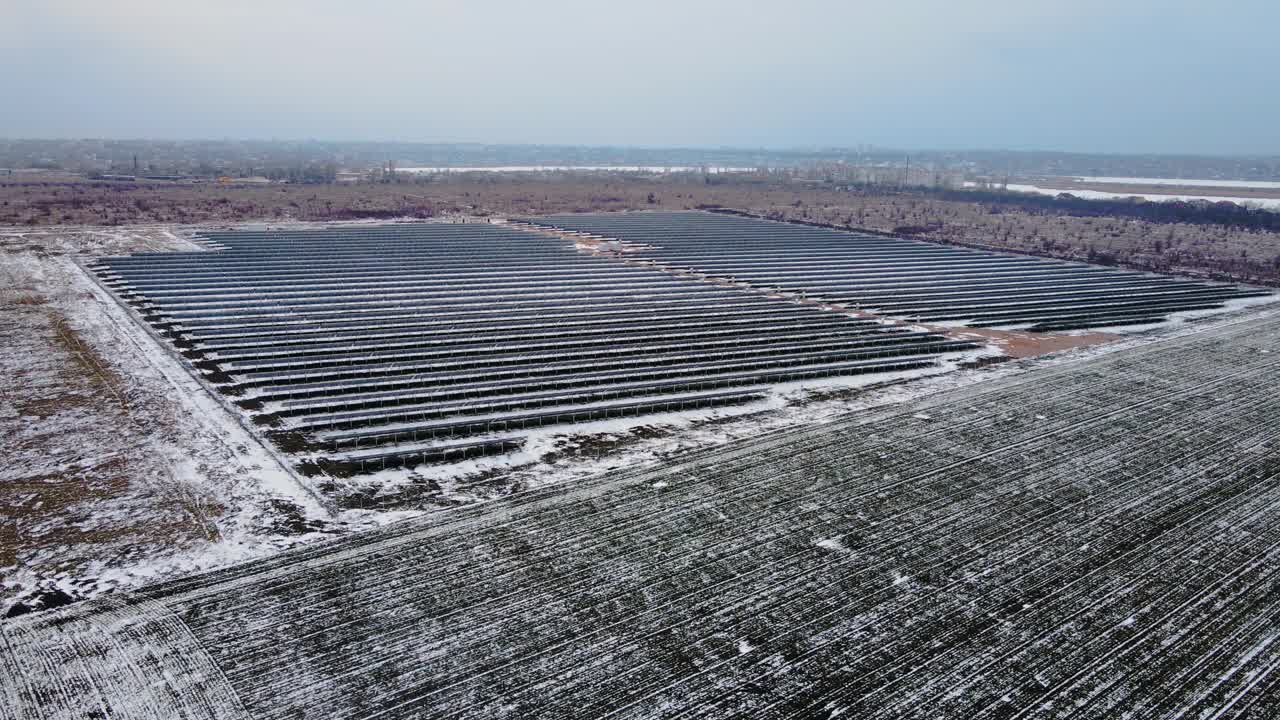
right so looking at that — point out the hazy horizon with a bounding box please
[7,137,1280,161]
[6,1,1279,155]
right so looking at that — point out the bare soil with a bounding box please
[932,326,1120,359]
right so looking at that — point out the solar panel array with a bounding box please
[92,223,978,473]
[525,212,1269,331]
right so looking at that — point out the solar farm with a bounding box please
[526,212,1269,331]
[88,212,1264,475]
[7,211,1280,719]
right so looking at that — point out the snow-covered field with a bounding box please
[1001,182,1280,210]
[5,302,1280,719]
[2,228,413,614]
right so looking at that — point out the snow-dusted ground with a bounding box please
[1,227,425,614]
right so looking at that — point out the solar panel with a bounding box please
[94,220,980,472]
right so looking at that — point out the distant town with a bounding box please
[4,138,1280,185]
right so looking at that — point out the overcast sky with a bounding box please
[4,1,1278,154]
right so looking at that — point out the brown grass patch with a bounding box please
[47,312,129,411]
[1,296,228,605]
[2,459,130,518]
[15,393,92,417]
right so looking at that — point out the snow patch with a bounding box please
[1074,176,1280,190]
[816,537,851,554]
[1002,183,1280,211]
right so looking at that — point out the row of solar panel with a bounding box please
[524,212,1268,330]
[93,220,979,471]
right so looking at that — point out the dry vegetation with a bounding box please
[1,281,217,613]
[770,200,1280,285]
[4,173,1280,285]
[0,231,326,615]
